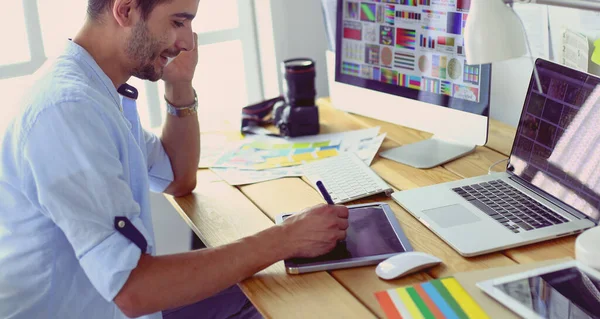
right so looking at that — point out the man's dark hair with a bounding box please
[88,0,171,21]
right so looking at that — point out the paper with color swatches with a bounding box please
[375,277,489,319]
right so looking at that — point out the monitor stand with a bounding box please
[379,136,476,169]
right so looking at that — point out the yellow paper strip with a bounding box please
[441,278,489,319]
[292,153,315,162]
[315,149,338,158]
[396,288,425,319]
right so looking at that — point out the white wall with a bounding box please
[489,58,533,127]
[256,0,331,99]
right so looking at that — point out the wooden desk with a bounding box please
[166,99,576,318]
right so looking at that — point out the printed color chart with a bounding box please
[361,3,377,22]
[214,140,342,170]
[396,28,417,50]
[399,73,422,89]
[464,64,480,84]
[339,0,483,106]
[375,277,490,319]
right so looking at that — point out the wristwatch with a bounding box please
[165,89,198,117]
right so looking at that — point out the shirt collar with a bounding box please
[63,40,122,110]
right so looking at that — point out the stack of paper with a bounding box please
[201,127,386,185]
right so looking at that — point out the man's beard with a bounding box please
[126,21,164,82]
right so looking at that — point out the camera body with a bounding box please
[273,103,320,137]
[274,58,320,137]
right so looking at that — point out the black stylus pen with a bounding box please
[316,180,335,205]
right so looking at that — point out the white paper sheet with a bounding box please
[210,166,305,186]
[210,127,381,170]
[198,134,244,168]
[560,28,589,72]
[512,4,551,59]
[341,133,387,166]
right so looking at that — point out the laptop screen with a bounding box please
[508,59,600,223]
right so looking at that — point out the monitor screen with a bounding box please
[508,59,600,222]
[335,0,491,116]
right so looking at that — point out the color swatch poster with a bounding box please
[340,0,482,104]
[375,277,490,319]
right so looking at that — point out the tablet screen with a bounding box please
[285,205,406,266]
[494,266,600,319]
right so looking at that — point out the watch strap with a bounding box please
[165,89,198,117]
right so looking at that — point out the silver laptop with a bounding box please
[392,59,600,257]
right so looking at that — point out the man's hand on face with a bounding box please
[280,204,350,258]
[162,32,199,85]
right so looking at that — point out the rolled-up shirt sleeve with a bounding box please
[143,129,174,193]
[22,102,153,302]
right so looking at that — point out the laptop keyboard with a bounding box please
[452,180,569,234]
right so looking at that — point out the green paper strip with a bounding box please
[406,287,435,319]
[431,279,469,319]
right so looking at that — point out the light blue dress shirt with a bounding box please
[0,41,174,318]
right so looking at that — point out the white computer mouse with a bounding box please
[375,252,442,280]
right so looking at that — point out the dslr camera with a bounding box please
[273,58,320,137]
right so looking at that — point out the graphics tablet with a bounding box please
[275,202,413,274]
[477,260,600,319]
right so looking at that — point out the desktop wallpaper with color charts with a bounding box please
[340,0,482,103]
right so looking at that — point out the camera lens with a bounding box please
[282,58,316,107]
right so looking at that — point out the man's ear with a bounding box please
[112,0,139,27]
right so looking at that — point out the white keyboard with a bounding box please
[303,152,393,204]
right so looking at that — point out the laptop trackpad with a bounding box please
[423,204,480,228]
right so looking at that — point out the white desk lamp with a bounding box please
[466,0,600,270]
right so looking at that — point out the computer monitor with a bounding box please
[329,0,491,168]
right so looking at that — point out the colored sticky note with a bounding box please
[250,142,270,149]
[292,142,312,149]
[312,141,331,148]
[294,148,314,154]
[292,153,314,162]
[592,39,600,66]
[272,144,292,150]
[253,157,290,169]
[315,149,338,158]
[279,161,303,168]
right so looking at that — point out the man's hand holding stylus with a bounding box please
[280,204,349,258]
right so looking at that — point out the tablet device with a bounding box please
[477,260,600,319]
[275,202,413,274]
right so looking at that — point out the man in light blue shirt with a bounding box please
[0,0,349,318]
